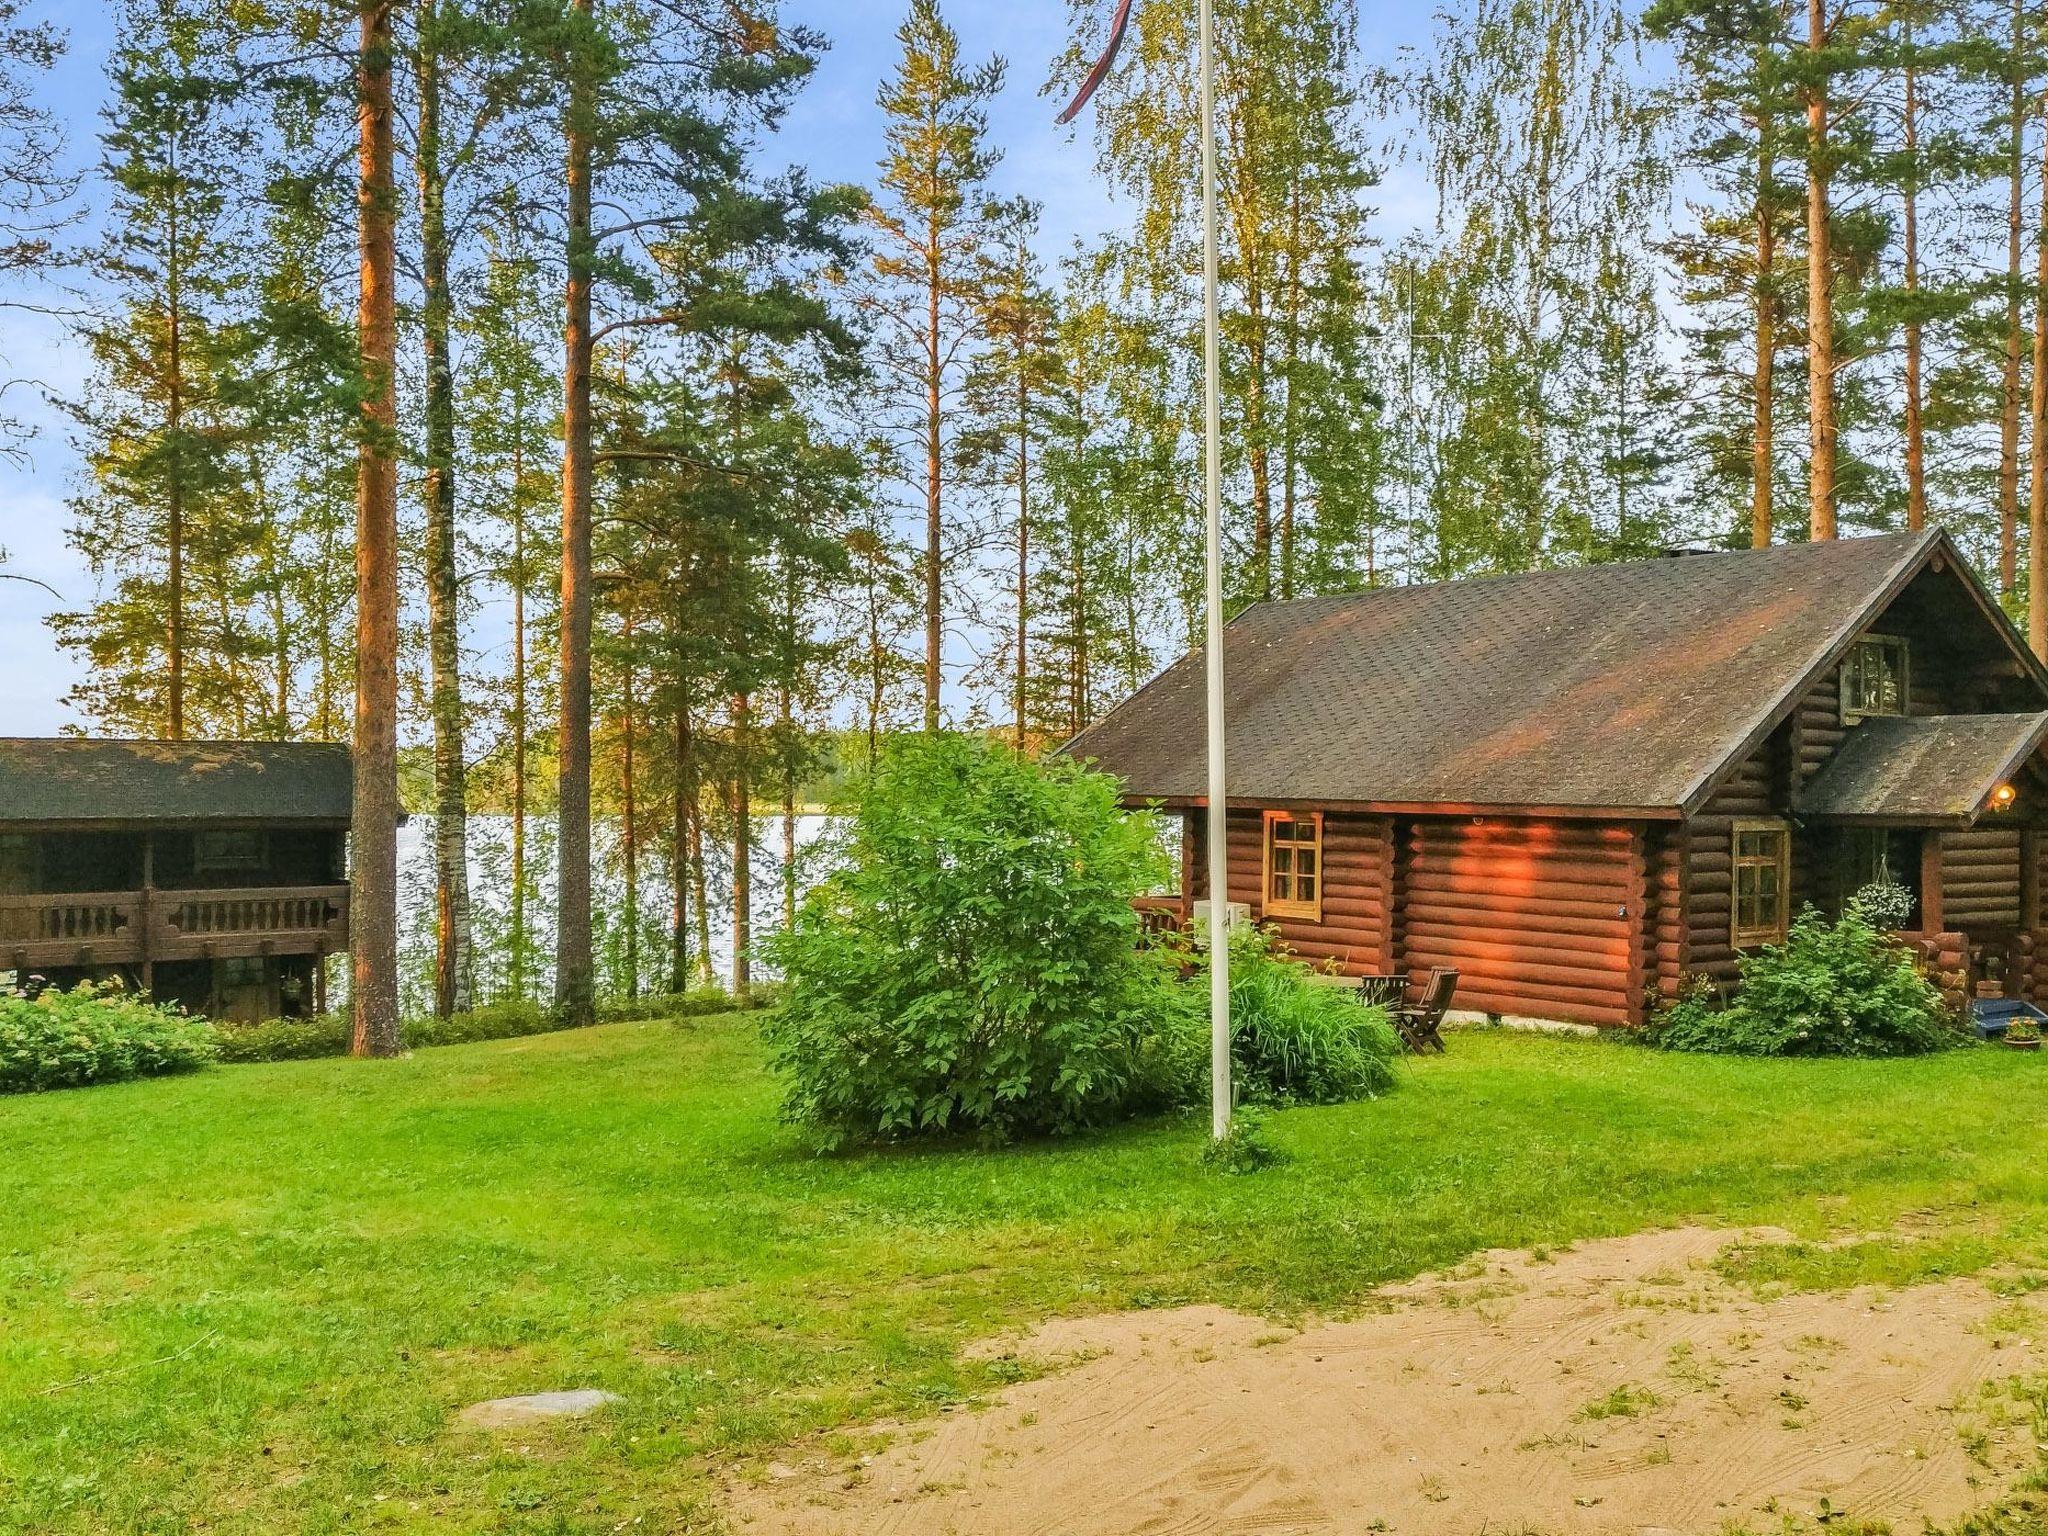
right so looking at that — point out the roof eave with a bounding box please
[1676,528,1947,819]
[1121,792,1683,821]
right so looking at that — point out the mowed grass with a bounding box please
[7,1020,2048,1534]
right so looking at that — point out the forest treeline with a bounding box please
[0,0,2045,1044]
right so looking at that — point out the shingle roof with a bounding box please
[0,739,352,825]
[1795,713,2048,824]
[1063,530,1987,814]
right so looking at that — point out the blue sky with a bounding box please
[0,0,1441,738]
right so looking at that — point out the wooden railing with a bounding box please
[163,887,345,941]
[0,892,141,951]
[2,884,348,972]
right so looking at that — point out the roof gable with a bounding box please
[0,739,352,825]
[1064,530,2007,814]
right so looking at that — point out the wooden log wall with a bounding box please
[1793,668,1844,788]
[1649,825,1685,1006]
[1211,809,1394,976]
[1942,826,2022,929]
[1685,740,1771,989]
[1399,818,1638,1026]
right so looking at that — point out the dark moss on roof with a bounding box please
[1796,713,2048,825]
[0,739,352,825]
[1063,530,1994,813]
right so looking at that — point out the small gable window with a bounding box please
[1262,810,1323,921]
[1732,820,1790,948]
[1840,635,1908,720]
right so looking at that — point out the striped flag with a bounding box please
[1056,0,1134,123]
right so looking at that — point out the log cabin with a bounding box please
[0,739,351,1022]
[1064,528,2048,1028]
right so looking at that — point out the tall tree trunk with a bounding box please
[1281,174,1302,599]
[621,605,639,998]
[351,0,402,1059]
[679,696,704,999]
[2030,93,2048,661]
[1752,164,1775,549]
[1014,364,1029,751]
[555,0,596,1026]
[1902,38,1926,531]
[923,219,943,732]
[730,692,752,1003]
[165,154,185,741]
[508,425,528,1001]
[2000,0,2025,592]
[688,786,712,988]
[1804,0,1836,541]
[1245,275,1273,601]
[418,10,472,1018]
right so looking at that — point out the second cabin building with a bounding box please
[1065,528,2048,1027]
[0,738,351,1021]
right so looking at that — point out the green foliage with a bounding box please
[215,997,609,1064]
[1650,907,1963,1058]
[1199,1105,1289,1174]
[0,983,216,1092]
[761,734,1200,1146]
[1201,925,1402,1106]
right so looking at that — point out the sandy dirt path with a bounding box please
[725,1227,2047,1535]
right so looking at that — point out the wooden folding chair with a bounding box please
[1393,967,1457,1054]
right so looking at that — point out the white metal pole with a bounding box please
[1199,0,1231,1140]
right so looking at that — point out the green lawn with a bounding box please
[7,1018,2048,1534]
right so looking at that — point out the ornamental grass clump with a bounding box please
[0,982,217,1092]
[761,734,1202,1147]
[1649,905,1962,1058]
[1208,926,1401,1105]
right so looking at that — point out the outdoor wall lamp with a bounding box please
[1991,783,2017,812]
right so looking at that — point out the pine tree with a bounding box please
[1649,0,1797,546]
[57,0,268,739]
[865,0,1004,732]
[959,197,1058,747]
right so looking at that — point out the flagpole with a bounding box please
[1198,0,1231,1140]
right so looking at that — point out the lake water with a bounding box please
[392,813,838,1012]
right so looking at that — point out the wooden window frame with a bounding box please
[1839,633,1909,722]
[1261,809,1324,921]
[1731,818,1791,948]
[194,828,267,877]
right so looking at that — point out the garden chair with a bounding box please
[1350,972,1407,1011]
[1392,967,1457,1054]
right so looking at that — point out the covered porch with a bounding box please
[1796,712,2048,1013]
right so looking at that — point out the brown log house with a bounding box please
[0,739,351,1022]
[1065,529,2048,1028]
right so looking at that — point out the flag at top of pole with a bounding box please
[1061,0,1232,1141]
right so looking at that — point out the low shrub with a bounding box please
[598,982,783,1024]
[762,733,1200,1147]
[1201,926,1401,1106]
[1200,1105,1289,1174]
[1649,906,1963,1058]
[213,1011,350,1064]
[0,983,217,1092]
[219,997,585,1063]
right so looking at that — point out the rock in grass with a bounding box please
[458,1389,619,1429]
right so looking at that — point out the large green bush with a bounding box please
[0,984,217,1092]
[1650,905,1962,1057]
[1202,926,1401,1105]
[761,734,1200,1146]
